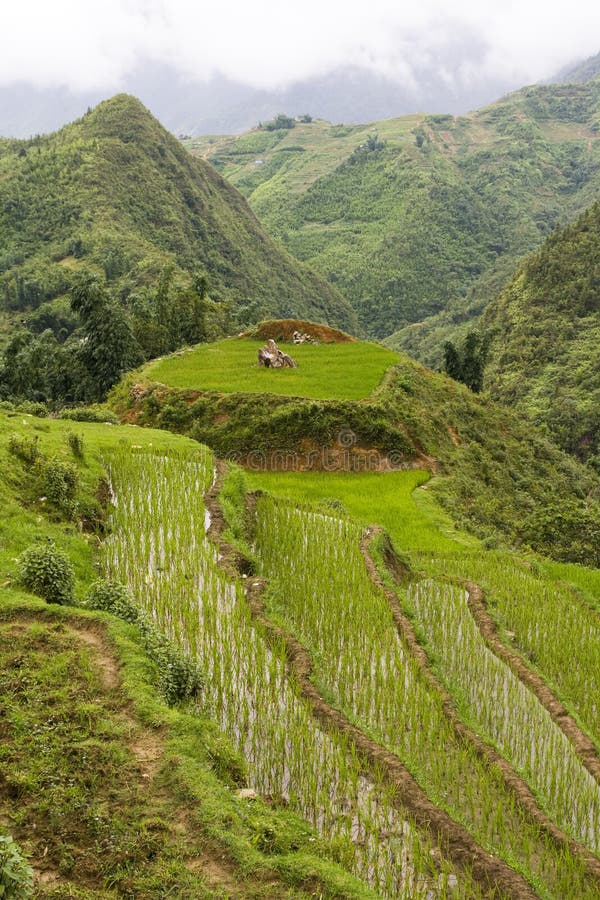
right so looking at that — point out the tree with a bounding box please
[443,332,489,393]
[71,275,143,399]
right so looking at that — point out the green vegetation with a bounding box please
[0,93,355,366]
[17,541,76,604]
[113,331,600,567]
[0,411,377,898]
[443,331,489,394]
[260,114,296,131]
[252,494,599,897]
[0,834,33,899]
[144,337,399,400]
[187,81,600,360]
[557,51,600,84]
[408,578,600,852]
[484,199,600,463]
[101,445,468,897]
[247,469,471,554]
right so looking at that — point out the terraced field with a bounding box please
[98,443,600,897]
[3,328,600,896]
[142,336,399,400]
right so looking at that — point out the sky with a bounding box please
[1,0,599,94]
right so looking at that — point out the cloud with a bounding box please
[1,0,599,92]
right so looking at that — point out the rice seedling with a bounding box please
[102,447,471,898]
[422,553,600,749]
[407,578,600,853]
[254,496,597,897]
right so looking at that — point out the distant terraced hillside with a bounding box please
[187,80,600,363]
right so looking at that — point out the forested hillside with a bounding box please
[484,199,600,465]
[189,81,600,362]
[0,94,355,336]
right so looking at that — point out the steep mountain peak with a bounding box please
[0,94,356,333]
[79,93,173,146]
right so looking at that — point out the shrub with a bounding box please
[17,540,76,604]
[7,434,40,465]
[138,617,203,706]
[34,457,79,516]
[66,432,85,460]
[85,579,139,623]
[0,834,34,899]
[85,581,203,705]
[15,400,48,418]
[60,405,119,424]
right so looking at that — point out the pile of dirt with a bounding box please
[249,319,356,344]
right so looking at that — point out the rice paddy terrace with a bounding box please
[2,323,600,896]
[141,328,398,401]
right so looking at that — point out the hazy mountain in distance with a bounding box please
[553,51,600,84]
[1,56,525,139]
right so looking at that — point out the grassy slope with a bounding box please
[0,94,356,333]
[188,81,600,360]
[246,469,476,554]
[144,338,398,400]
[483,199,600,462]
[112,333,600,567]
[0,411,372,899]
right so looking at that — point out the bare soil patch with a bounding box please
[250,318,355,343]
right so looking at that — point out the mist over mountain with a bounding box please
[554,51,600,84]
[0,59,541,140]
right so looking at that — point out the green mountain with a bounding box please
[483,199,600,465]
[189,81,600,362]
[0,94,356,333]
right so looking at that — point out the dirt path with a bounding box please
[0,610,266,899]
[465,580,600,784]
[205,466,539,900]
[358,528,600,886]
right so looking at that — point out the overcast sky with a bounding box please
[1,0,599,93]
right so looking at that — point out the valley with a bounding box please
[2,320,599,896]
[0,44,599,897]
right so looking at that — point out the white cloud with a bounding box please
[0,0,599,91]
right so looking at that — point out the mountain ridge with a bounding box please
[0,93,356,334]
[188,80,600,359]
[484,198,600,464]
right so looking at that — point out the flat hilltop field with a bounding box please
[142,337,399,400]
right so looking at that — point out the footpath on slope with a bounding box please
[0,609,303,899]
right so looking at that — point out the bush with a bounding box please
[15,401,48,418]
[85,579,139,623]
[34,457,79,516]
[66,432,85,460]
[0,834,34,899]
[85,581,203,705]
[60,405,119,424]
[138,618,204,706]
[17,540,75,604]
[7,434,40,465]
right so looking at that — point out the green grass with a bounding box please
[0,411,375,898]
[143,337,399,400]
[247,469,478,554]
